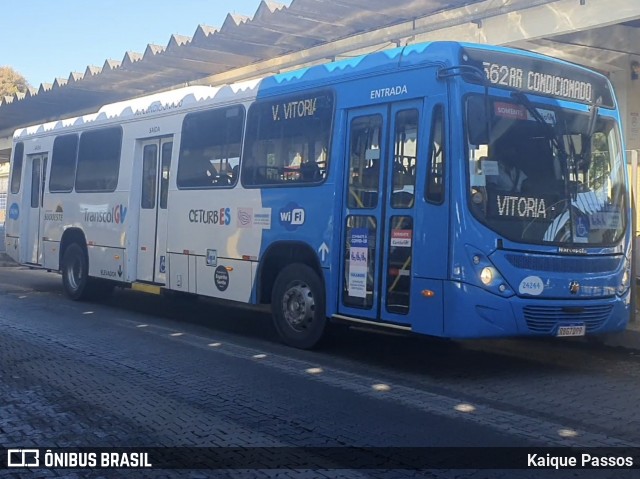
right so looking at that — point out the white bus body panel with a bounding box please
[87,245,126,280]
[8,82,265,301]
[166,188,265,303]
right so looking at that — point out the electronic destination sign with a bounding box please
[461,47,614,108]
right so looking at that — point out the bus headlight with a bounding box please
[465,245,513,297]
[617,257,631,296]
[480,267,494,285]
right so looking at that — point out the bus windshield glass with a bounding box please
[466,95,626,246]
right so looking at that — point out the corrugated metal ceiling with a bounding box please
[0,0,478,137]
[1,0,640,147]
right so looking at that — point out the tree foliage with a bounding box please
[0,66,30,97]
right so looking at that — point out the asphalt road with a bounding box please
[1,266,639,479]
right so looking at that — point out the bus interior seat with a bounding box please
[392,168,415,208]
[300,161,321,182]
[216,174,231,186]
[361,164,379,189]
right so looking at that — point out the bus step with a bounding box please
[131,282,162,295]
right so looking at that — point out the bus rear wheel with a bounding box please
[61,243,92,301]
[271,264,326,349]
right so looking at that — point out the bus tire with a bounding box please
[61,243,91,301]
[271,264,326,349]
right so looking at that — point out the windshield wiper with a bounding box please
[510,91,579,245]
[510,91,565,157]
[509,91,577,198]
[587,99,600,138]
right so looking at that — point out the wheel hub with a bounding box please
[67,257,83,291]
[282,282,315,331]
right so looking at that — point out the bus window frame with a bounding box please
[241,89,335,189]
[176,104,246,190]
[49,133,79,193]
[425,104,446,205]
[10,142,24,194]
[74,126,123,193]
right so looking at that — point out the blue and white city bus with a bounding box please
[4,41,632,348]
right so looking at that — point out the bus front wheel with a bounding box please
[271,264,326,349]
[61,243,91,301]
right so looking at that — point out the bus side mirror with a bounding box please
[467,96,490,145]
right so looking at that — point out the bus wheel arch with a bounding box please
[257,242,324,304]
[59,228,88,270]
[59,228,112,301]
[258,242,326,349]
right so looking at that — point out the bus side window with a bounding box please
[242,91,333,187]
[392,109,419,208]
[30,158,41,208]
[348,115,382,208]
[141,144,158,209]
[159,141,172,209]
[177,106,244,189]
[75,127,122,193]
[425,105,445,204]
[10,142,24,194]
[50,134,78,193]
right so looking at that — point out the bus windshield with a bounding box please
[466,95,626,247]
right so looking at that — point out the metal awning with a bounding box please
[0,0,476,140]
[1,0,640,155]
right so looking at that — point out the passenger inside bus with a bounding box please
[485,122,560,195]
[300,158,321,182]
[204,161,218,184]
[486,144,527,193]
[215,161,233,186]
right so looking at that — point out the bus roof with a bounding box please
[13,79,262,140]
[13,41,455,140]
[13,40,612,140]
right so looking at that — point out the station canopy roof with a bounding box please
[1,0,476,138]
[1,0,640,144]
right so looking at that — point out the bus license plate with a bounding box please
[556,324,586,337]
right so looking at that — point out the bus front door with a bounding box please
[136,138,173,284]
[25,154,47,265]
[339,102,422,325]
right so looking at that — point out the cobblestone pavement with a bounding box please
[1,268,639,479]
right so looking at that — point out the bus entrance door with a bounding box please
[339,102,421,326]
[136,138,173,284]
[25,154,47,265]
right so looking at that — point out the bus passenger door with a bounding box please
[25,154,47,265]
[379,103,422,321]
[339,106,389,321]
[338,101,424,325]
[137,138,172,284]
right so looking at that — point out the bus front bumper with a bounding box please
[440,281,630,339]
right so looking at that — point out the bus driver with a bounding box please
[487,146,527,193]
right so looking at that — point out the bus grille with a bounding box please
[505,254,621,273]
[523,304,613,333]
